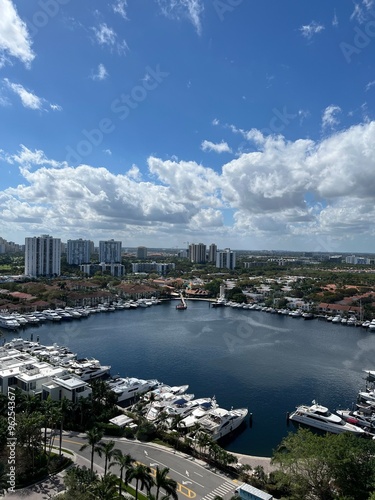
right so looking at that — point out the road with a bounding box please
[61,431,239,499]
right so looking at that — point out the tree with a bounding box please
[126,463,154,499]
[63,465,94,500]
[88,473,121,499]
[97,439,116,476]
[154,466,178,500]
[110,448,135,497]
[80,427,104,476]
[272,428,375,500]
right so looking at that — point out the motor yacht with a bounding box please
[196,406,248,441]
[289,402,365,435]
[336,409,375,430]
[106,376,159,403]
[66,358,111,381]
[0,314,20,330]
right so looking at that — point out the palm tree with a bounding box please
[88,473,121,499]
[154,466,178,500]
[126,463,154,499]
[109,448,135,497]
[97,439,116,476]
[80,427,104,476]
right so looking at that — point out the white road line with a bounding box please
[146,456,204,488]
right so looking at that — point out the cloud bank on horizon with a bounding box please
[1,0,375,252]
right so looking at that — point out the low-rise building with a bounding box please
[235,482,273,500]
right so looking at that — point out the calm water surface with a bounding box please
[9,301,375,456]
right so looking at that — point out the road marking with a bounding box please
[194,471,203,477]
[201,481,235,500]
[62,438,199,497]
[143,456,204,487]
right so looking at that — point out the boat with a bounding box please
[331,315,342,324]
[178,398,218,429]
[176,292,187,310]
[302,312,314,320]
[106,376,159,403]
[66,358,111,381]
[42,309,62,321]
[0,314,20,330]
[289,402,365,435]
[196,406,248,441]
[336,409,375,430]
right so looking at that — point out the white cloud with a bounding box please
[212,118,220,126]
[3,79,61,112]
[50,103,63,111]
[4,121,375,247]
[4,79,43,110]
[332,10,338,27]
[112,0,128,19]
[103,149,112,155]
[299,21,325,40]
[322,105,341,130]
[366,80,375,91]
[350,3,366,23]
[201,140,232,154]
[0,0,35,67]
[91,63,108,81]
[156,0,204,35]
[92,23,129,54]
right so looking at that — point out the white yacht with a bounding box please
[66,358,111,381]
[289,402,365,435]
[106,376,159,402]
[0,314,20,330]
[178,401,216,429]
[196,406,248,441]
[42,309,62,321]
[336,409,375,430]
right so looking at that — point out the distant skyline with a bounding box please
[1,1,375,252]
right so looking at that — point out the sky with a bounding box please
[1,0,375,252]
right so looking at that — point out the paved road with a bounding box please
[63,431,239,499]
[4,431,240,499]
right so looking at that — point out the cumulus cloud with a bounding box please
[201,140,232,153]
[299,21,325,40]
[156,0,204,35]
[3,121,375,245]
[322,105,341,130]
[0,0,35,67]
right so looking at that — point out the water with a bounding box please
[9,302,375,457]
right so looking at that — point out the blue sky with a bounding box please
[1,0,375,252]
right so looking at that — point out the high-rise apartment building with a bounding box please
[216,248,236,270]
[189,243,207,264]
[99,239,122,263]
[208,243,217,263]
[137,246,148,259]
[67,239,93,265]
[25,235,61,277]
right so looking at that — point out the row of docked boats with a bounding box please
[142,384,248,441]
[289,370,375,438]
[0,298,163,331]
[4,337,248,442]
[211,299,375,328]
